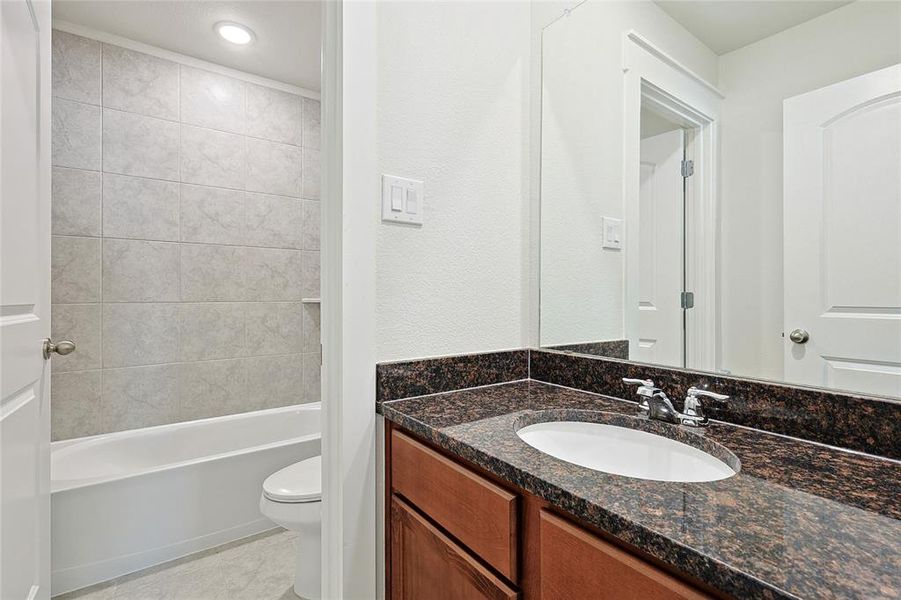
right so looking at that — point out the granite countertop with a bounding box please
[377,380,901,600]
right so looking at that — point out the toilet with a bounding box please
[260,456,322,600]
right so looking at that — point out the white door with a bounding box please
[1,1,52,598]
[636,129,684,367]
[784,63,901,397]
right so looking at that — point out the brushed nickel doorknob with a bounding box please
[788,329,809,344]
[43,338,76,359]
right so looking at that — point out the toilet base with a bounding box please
[293,520,321,600]
[260,494,321,600]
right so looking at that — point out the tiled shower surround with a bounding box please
[50,30,321,441]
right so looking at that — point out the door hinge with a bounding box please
[681,159,694,178]
[681,291,695,309]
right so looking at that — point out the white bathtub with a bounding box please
[50,403,320,596]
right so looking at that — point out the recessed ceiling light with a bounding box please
[215,21,255,46]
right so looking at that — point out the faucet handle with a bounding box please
[622,378,657,415]
[680,387,728,427]
[686,387,729,402]
[622,378,659,398]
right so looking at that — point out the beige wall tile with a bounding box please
[246,138,302,197]
[102,364,180,432]
[246,355,302,410]
[52,99,101,170]
[181,125,245,190]
[51,303,101,373]
[246,83,302,146]
[178,303,245,361]
[51,370,102,441]
[245,248,301,301]
[52,167,101,237]
[178,359,247,421]
[103,239,179,302]
[103,109,179,180]
[181,66,246,134]
[52,236,101,303]
[102,44,178,120]
[52,31,101,105]
[180,244,246,301]
[102,303,179,368]
[179,184,245,245]
[245,193,302,249]
[103,174,179,241]
[246,302,302,357]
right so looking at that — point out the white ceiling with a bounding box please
[53,1,321,91]
[654,1,854,55]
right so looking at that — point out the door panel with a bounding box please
[1,1,51,598]
[637,129,684,367]
[784,64,901,397]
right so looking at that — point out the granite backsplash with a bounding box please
[376,348,900,460]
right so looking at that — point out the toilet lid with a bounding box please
[263,456,321,503]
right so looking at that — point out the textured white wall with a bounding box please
[717,1,901,380]
[375,1,531,361]
[538,1,716,346]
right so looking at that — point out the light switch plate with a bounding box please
[382,175,423,225]
[602,217,623,250]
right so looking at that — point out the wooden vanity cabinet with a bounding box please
[386,424,720,600]
[390,496,519,600]
[538,510,711,600]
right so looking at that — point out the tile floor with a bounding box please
[55,529,299,600]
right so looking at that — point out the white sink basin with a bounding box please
[516,420,737,482]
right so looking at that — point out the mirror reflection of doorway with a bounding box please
[637,106,687,368]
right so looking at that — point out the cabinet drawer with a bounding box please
[390,496,519,600]
[539,510,713,599]
[391,429,518,581]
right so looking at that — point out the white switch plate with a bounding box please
[602,217,623,250]
[382,175,423,225]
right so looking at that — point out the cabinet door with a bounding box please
[390,496,519,600]
[539,510,712,600]
[391,429,519,581]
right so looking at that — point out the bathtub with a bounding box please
[50,402,320,596]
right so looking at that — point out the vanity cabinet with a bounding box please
[386,425,720,600]
[390,496,520,600]
[538,510,710,600]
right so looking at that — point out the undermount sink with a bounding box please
[516,419,738,483]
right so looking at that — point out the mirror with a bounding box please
[538,0,901,399]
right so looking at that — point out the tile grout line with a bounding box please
[98,41,105,433]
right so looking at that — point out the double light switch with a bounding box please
[382,175,424,225]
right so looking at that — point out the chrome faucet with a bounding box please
[621,378,656,414]
[682,387,730,427]
[622,379,729,428]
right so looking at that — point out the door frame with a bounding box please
[622,30,721,371]
[320,1,380,598]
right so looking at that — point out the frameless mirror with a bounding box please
[538,0,901,399]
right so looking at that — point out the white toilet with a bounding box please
[260,455,322,600]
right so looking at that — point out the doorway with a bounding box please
[628,76,717,372]
[637,103,688,368]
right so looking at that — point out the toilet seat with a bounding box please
[263,456,321,503]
